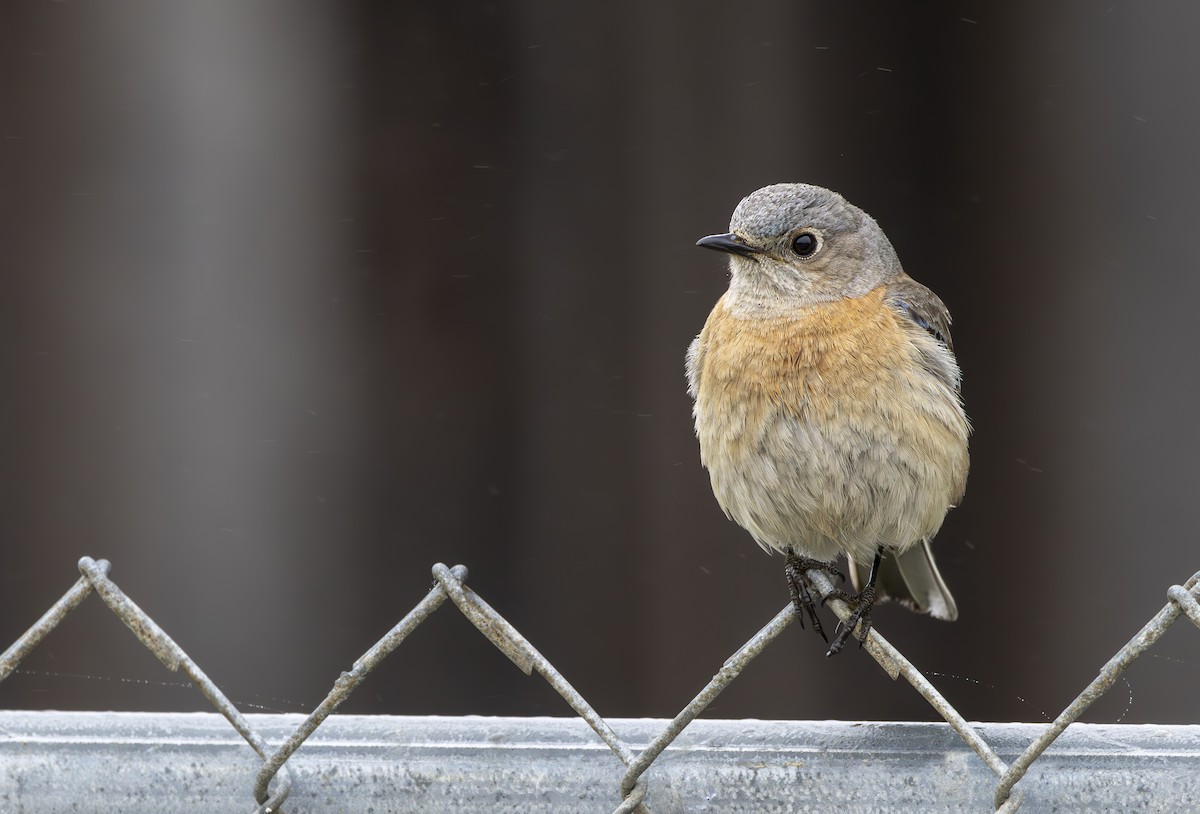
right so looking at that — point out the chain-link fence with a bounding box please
[2,556,1198,812]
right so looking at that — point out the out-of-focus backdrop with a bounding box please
[2,1,1198,725]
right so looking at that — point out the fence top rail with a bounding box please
[3,712,1200,814]
[5,710,1200,750]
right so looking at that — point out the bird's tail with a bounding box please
[848,540,958,621]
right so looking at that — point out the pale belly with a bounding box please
[696,364,968,563]
[700,410,964,564]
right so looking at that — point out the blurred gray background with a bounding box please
[2,1,1199,725]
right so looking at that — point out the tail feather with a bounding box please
[848,541,958,621]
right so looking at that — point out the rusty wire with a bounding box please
[1,556,1198,812]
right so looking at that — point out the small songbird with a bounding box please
[687,183,969,656]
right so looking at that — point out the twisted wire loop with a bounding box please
[0,557,294,812]
[992,570,1200,810]
[611,778,648,814]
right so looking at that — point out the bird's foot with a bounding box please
[822,584,877,657]
[784,553,844,644]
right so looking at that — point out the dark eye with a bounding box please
[792,232,818,258]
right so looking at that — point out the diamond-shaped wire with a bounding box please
[2,558,1199,812]
[992,570,1200,809]
[0,557,294,812]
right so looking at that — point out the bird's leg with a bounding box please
[823,548,882,657]
[784,550,844,644]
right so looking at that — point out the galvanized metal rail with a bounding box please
[2,712,1200,813]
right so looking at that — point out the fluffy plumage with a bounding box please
[688,183,969,621]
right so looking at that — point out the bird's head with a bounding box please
[697,183,903,314]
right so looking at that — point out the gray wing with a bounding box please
[885,275,960,392]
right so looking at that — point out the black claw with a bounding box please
[825,585,877,658]
[784,553,845,645]
[785,555,828,642]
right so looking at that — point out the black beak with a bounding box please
[695,232,761,258]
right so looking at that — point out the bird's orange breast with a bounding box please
[695,286,916,458]
[690,285,969,558]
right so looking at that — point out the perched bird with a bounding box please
[687,183,969,656]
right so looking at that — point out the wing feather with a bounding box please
[885,275,960,392]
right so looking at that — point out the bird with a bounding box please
[686,183,969,656]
